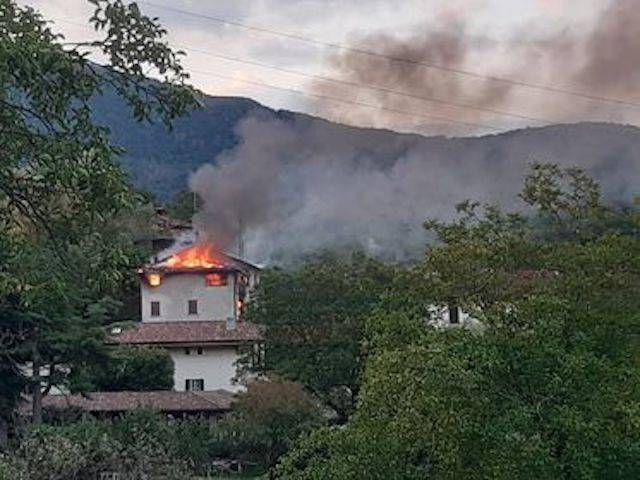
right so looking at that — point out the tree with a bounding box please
[0,0,197,425]
[218,380,326,469]
[72,345,174,392]
[0,410,196,479]
[245,254,395,422]
[274,166,640,479]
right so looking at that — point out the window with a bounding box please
[205,273,227,287]
[185,379,204,391]
[196,347,204,355]
[188,299,198,315]
[448,305,459,324]
[146,273,161,287]
[184,347,191,355]
[150,301,160,317]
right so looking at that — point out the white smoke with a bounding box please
[190,117,639,265]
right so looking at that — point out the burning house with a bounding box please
[112,242,262,393]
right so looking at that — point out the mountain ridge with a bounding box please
[91,91,640,203]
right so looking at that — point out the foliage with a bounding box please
[72,345,174,392]
[0,0,196,422]
[0,410,194,479]
[245,254,395,421]
[0,386,324,478]
[217,380,326,468]
[274,421,432,480]
[273,165,640,479]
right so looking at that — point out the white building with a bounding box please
[113,244,262,393]
[428,304,478,329]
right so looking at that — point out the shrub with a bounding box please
[218,380,327,468]
[0,412,193,480]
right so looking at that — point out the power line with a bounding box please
[180,47,547,124]
[138,0,640,110]
[190,69,496,130]
[50,17,495,130]
[56,14,542,124]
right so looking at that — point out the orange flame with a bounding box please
[165,244,225,269]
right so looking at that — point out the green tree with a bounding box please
[218,380,326,469]
[0,410,195,479]
[274,166,640,479]
[73,345,174,392]
[245,254,395,422]
[0,0,197,427]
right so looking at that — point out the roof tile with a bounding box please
[39,390,235,413]
[112,320,263,345]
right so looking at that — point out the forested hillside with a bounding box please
[92,90,640,204]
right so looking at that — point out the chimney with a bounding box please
[237,217,245,259]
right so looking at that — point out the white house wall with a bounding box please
[141,273,236,322]
[428,305,479,329]
[169,346,242,392]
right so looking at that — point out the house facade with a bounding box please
[113,243,262,393]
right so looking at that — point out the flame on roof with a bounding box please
[144,242,261,274]
[164,243,226,270]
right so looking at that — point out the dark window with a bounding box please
[150,301,160,317]
[184,347,191,355]
[448,305,459,324]
[196,347,204,355]
[185,379,204,391]
[188,299,198,315]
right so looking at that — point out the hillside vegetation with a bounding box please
[93,89,640,203]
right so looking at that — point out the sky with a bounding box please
[17,0,639,263]
[20,0,637,135]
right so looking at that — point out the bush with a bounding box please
[272,425,430,480]
[0,412,193,480]
[216,380,327,468]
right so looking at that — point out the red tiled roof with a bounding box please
[111,321,263,346]
[39,390,234,413]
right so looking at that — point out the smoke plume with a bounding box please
[312,0,640,134]
[190,1,640,264]
[191,117,639,264]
